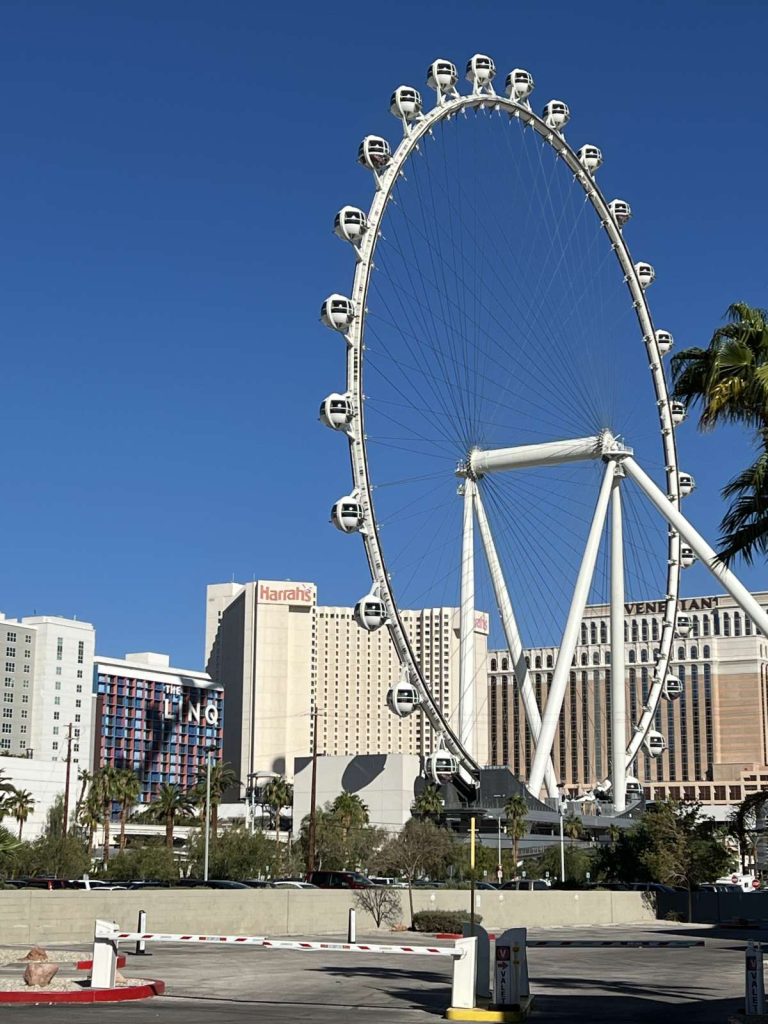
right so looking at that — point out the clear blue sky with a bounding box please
[2,0,767,668]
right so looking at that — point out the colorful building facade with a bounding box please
[94,652,223,804]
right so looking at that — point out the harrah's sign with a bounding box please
[257,581,315,606]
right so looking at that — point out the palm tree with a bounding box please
[6,789,35,840]
[411,784,444,821]
[149,783,196,849]
[91,766,121,866]
[0,769,13,822]
[672,303,768,563]
[562,812,584,842]
[262,777,293,849]
[196,761,239,840]
[74,768,92,822]
[504,793,529,874]
[115,770,141,850]
[331,792,369,841]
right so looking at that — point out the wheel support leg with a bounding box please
[459,479,476,756]
[610,465,627,814]
[527,460,616,798]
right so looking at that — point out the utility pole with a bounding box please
[62,723,73,836]
[306,705,320,874]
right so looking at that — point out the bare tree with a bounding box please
[375,819,453,925]
[354,887,403,929]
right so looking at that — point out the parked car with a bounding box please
[369,876,407,888]
[500,879,550,891]
[176,878,251,890]
[272,880,318,889]
[305,870,374,889]
[474,882,498,890]
[242,879,274,888]
[629,882,676,894]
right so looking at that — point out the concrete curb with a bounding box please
[445,995,535,1021]
[0,980,165,1004]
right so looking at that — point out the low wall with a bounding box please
[0,889,655,945]
[657,889,768,923]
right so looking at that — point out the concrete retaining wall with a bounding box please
[0,889,655,944]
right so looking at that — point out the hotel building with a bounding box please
[205,581,489,788]
[488,591,768,806]
[0,612,95,766]
[93,652,223,804]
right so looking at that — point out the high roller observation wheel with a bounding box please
[319,55,683,798]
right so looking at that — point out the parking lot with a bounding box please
[0,921,750,1023]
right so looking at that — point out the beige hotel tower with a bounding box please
[205,581,489,790]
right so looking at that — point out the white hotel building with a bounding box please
[0,612,95,765]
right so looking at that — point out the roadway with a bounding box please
[0,921,751,1022]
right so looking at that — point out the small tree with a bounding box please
[504,793,528,874]
[375,819,454,925]
[354,887,403,929]
[563,813,585,842]
[196,761,239,840]
[115,770,141,851]
[262,777,293,852]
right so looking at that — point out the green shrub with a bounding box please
[411,910,482,932]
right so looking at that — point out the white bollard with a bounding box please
[91,919,118,989]
[450,937,477,1011]
[462,922,491,1000]
[746,941,766,1015]
[347,908,356,943]
[135,909,148,956]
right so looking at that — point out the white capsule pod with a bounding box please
[505,68,534,102]
[353,591,388,631]
[542,100,570,131]
[670,400,687,426]
[357,135,392,171]
[331,495,365,533]
[320,294,355,333]
[635,262,655,289]
[679,472,695,497]
[466,53,496,93]
[577,144,603,174]
[655,329,674,356]
[319,392,353,430]
[675,613,692,638]
[386,680,421,718]
[390,85,423,123]
[333,206,368,245]
[662,674,683,701]
[608,199,632,226]
[644,731,666,759]
[426,59,459,97]
[625,776,643,800]
[426,749,459,785]
[680,544,696,568]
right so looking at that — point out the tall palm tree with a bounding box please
[6,789,35,840]
[115,770,141,850]
[74,768,92,822]
[196,761,239,840]
[91,766,121,866]
[262,777,293,849]
[411,784,444,821]
[504,793,529,874]
[0,769,13,822]
[330,792,369,850]
[149,783,196,849]
[672,302,768,563]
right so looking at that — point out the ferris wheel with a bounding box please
[318,54,768,812]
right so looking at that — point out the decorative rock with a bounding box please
[24,962,59,987]
[114,971,127,986]
[23,946,48,962]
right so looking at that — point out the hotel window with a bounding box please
[631,620,638,642]
[6,633,15,643]
[690,645,698,660]
[581,623,588,644]
[590,623,597,644]
[600,620,607,644]
[5,663,14,673]
[2,708,12,718]
[703,645,711,659]
[56,638,63,660]
[723,613,731,637]
[5,647,15,658]
[652,619,660,641]
[691,616,700,637]
[641,619,649,641]
[734,612,742,637]
[78,640,84,664]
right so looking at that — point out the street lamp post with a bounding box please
[558,784,567,884]
[203,746,215,882]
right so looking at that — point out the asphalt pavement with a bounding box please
[0,921,752,1023]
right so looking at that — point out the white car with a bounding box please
[272,880,318,889]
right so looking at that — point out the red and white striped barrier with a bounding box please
[527,939,704,948]
[262,939,458,956]
[114,932,267,946]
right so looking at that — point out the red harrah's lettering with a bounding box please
[258,583,314,605]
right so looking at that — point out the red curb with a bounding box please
[75,956,127,971]
[435,933,462,939]
[0,980,165,1004]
